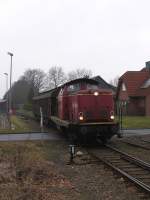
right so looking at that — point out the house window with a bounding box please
[141,78,150,88]
[122,83,126,91]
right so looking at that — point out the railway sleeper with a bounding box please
[122,156,150,171]
[138,179,150,184]
[109,160,130,164]
[91,146,150,194]
[129,171,150,175]
[124,168,145,172]
[99,157,150,193]
[116,165,138,169]
[122,141,150,150]
[137,175,150,179]
[110,162,136,167]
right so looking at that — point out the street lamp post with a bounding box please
[7,52,13,128]
[4,73,8,113]
[7,52,13,115]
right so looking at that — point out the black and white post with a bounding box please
[40,107,44,133]
[7,52,13,129]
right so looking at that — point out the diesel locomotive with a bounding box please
[33,78,119,143]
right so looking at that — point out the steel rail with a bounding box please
[94,153,150,192]
[106,144,150,169]
[120,140,150,150]
[88,145,150,194]
[141,139,150,144]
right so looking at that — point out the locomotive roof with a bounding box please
[92,76,116,91]
[62,78,98,87]
[33,78,98,100]
[33,87,60,100]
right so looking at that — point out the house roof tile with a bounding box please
[119,71,150,96]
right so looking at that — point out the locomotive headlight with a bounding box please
[79,112,84,121]
[110,115,115,120]
[94,91,99,96]
[79,116,84,120]
[110,111,115,120]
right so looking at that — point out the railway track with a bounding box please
[87,144,150,195]
[120,139,150,150]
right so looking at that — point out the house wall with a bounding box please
[117,97,145,116]
[117,86,146,115]
[146,95,150,116]
[127,97,145,116]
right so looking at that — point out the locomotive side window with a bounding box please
[87,83,99,90]
[59,89,63,95]
[67,83,80,92]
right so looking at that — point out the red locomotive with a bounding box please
[33,78,119,143]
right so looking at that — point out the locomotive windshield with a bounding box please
[67,82,99,93]
[87,83,99,90]
[67,83,80,92]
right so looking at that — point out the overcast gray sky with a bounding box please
[0,0,150,98]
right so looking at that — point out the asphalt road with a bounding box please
[120,129,150,136]
[0,129,149,141]
[0,132,62,141]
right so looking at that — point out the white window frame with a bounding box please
[122,83,126,91]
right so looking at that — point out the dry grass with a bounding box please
[121,116,150,129]
[0,140,144,200]
[0,115,41,134]
[0,142,74,200]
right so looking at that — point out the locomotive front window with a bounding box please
[67,83,80,92]
[60,89,63,95]
[87,83,99,90]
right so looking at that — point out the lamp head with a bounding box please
[7,52,13,56]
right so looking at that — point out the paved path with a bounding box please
[0,129,150,142]
[0,132,63,142]
[121,129,150,136]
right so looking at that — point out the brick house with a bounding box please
[116,62,150,116]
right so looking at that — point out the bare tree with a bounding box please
[21,68,46,93]
[4,79,31,109]
[109,76,119,87]
[46,66,66,89]
[68,68,92,81]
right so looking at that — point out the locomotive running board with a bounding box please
[79,122,118,126]
[51,116,118,128]
[80,122,118,126]
[51,116,70,128]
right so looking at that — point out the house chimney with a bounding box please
[146,61,150,70]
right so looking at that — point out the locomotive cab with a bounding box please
[57,78,118,142]
[58,79,99,121]
[58,79,115,124]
